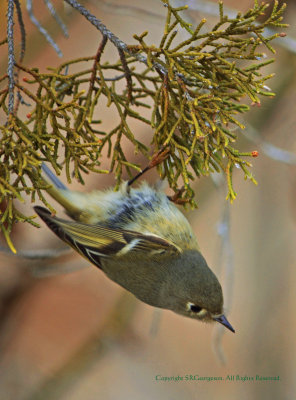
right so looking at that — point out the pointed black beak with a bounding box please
[213,314,235,333]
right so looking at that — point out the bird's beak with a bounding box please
[213,314,235,333]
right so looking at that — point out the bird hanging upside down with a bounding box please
[34,162,235,333]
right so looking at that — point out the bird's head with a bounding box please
[160,250,235,332]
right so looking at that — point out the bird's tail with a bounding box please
[41,163,68,190]
[41,163,83,218]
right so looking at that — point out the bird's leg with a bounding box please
[167,186,190,205]
[127,146,170,186]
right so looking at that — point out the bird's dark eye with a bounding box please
[189,304,202,313]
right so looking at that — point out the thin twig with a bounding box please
[212,185,234,365]
[96,0,163,22]
[7,0,15,115]
[43,0,69,37]
[149,308,163,337]
[14,0,26,62]
[118,48,133,103]
[13,0,26,114]
[26,0,63,57]
[90,35,108,91]
[243,124,296,165]
[96,73,125,82]
[0,245,72,259]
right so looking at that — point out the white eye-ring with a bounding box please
[186,302,205,314]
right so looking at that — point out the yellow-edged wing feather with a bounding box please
[34,206,180,269]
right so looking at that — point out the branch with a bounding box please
[7,0,15,115]
[64,0,167,76]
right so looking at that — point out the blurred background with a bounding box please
[0,0,296,399]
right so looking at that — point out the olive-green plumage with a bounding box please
[34,164,234,332]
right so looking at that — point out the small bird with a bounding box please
[34,163,235,333]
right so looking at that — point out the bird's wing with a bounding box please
[34,206,181,269]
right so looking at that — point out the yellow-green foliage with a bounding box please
[0,1,287,252]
